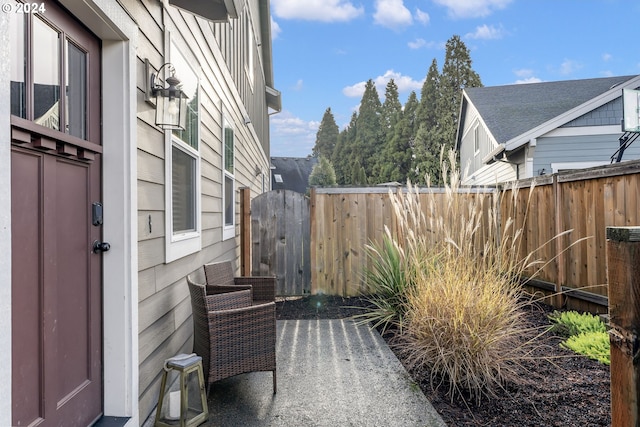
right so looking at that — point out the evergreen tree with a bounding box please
[332,111,358,185]
[379,91,419,183]
[380,79,403,143]
[371,79,403,182]
[313,107,339,159]
[350,159,367,186]
[436,35,482,163]
[416,59,439,130]
[308,156,337,187]
[353,79,382,179]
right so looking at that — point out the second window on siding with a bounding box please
[222,118,235,240]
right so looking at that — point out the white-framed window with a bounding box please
[165,40,201,262]
[222,116,235,240]
[473,125,480,155]
[244,8,254,89]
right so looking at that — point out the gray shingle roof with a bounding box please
[270,156,318,194]
[464,75,637,145]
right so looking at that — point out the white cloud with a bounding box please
[408,38,444,50]
[515,77,542,84]
[343,70,423,98]
[432,0,512,19]
[513,69,541,84]
[559,58,582,75]
[373,0,413,30]
[415,9,430,25]
[271,0,364,22]
[292,79,304,91]
[408,38,427,49]
[271,17,281,40]
[465,24,503,40]
[270,111,319,156]
[602,53,612,62]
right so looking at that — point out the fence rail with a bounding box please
[309,160,640,312]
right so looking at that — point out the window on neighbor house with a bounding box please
[244,9,254,89]
[474,125,480,155]
[166,40,201,262]
[222,117,235,240]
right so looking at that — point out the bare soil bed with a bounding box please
[276,295,611,426]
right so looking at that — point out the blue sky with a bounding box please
[267,0,640,158]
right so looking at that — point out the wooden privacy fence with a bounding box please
[309,160,640,310]
[309,186,495,296]
[502,160,640,313]
[249,189,311,296]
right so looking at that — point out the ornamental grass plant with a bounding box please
[381,150,550,404]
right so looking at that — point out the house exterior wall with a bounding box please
[459,103,497,174]
[562,97,622,128]
[128,0,274,423]
[533,132,640,174]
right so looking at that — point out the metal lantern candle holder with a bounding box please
[154,353,208,427]
[146,60,188,131]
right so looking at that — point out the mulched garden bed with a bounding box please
[276,295,611,426]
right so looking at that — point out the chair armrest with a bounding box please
[234,276,276,303]
[206,284,253,301]
[205,288,252,311]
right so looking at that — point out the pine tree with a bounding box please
[332,111,358,185]
[416,59,439,130]
[353,79,382,178]
[371,79,404,182]
[436,35,482,163]
[313,108,339,159]
[308,156,337,187]
[379,91,419,183]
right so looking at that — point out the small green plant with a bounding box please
[561,331,610,365]
[548,310,607,337]
[358,232,412,333]
[548,310,610,365]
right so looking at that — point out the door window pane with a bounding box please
[33,16,60,131]
[66,41,87,139]
[172,146,196,233]
[10,12,26,118]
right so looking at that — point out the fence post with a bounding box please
[309,187,317,295]
[240,187,251,276]
[606,226,640,427]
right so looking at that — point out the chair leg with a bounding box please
[272,370,277,394]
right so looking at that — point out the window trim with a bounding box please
[222,115,235,241]
[473,124,480,156]
[244,8,254,90]
[165,39,202,262]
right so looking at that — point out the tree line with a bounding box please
[310,35,482,187]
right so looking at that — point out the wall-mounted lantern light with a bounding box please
[146,60,188,131]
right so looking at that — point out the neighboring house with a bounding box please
[457,75,640,185]
[1,1,280,426]
[271,156,318,193]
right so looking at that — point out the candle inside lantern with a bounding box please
[169,390,181,419]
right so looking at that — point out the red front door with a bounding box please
[10,1,103,425]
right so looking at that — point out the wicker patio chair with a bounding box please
[186,276,277,394]
[204,261,276,305]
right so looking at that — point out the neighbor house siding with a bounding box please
[533,133,639,174]
[563,98,622,128]
[122,0,273,422]
[459,102,501,182]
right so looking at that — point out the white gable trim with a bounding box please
[504,75,640,152]
[543,125,622,138]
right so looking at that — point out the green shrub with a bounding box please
[548,310,610,365]
[358,233,412,333]
[561,331,610,365]
[548,310,607,337]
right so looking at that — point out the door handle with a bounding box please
[92,240,111,254]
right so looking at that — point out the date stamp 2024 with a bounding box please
[2,2,46,13]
